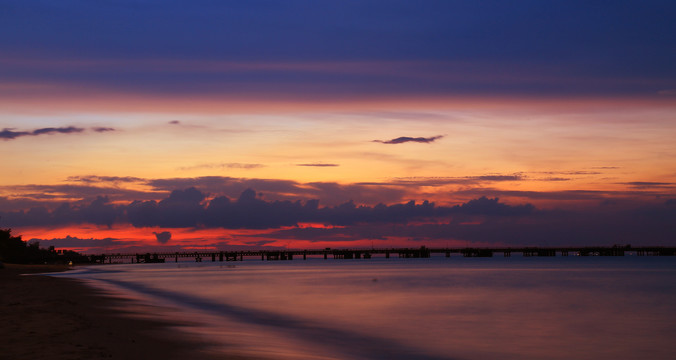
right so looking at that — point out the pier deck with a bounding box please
[88,245,676,263]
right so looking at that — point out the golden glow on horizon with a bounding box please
[2,96,675,213]
[16,224,479,253]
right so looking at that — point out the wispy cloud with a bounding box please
[362,174,524,187]
[0,126,115,140]
[296,163,340,167]
[178,163,265,171]
[92,127,116,132]
[657,89,676,96]
[622,181,675,189]
[536,177,571,182]
[373,135,444,144]
[66,175,145,183]
[534,171,602,175]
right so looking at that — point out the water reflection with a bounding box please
[57,257,676,360]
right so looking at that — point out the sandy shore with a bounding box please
[0,264,246,360]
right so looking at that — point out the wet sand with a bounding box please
[0,264,247,360]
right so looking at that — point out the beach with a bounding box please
[4,258,676,360]
[0,264,235,360]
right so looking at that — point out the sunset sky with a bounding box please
[1,1,675,253]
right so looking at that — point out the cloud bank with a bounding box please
[4,186,676,247]
[1,187,528,230]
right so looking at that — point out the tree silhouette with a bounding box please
[0,227,89,264]
[0,227,27,263]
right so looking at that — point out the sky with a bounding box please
[1,0,675,253]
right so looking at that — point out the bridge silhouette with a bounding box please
[89,245,676,264]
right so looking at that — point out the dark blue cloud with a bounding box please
[0,126,116,140]
[128,188,206,228]
[0,196,122,228]
[153,231,171,244]
[454,196,534,216]
[0,126,84,140]
[81,196,119,228]
[258,200,676,246]
[203,189,314,229]
[373,136,444,144]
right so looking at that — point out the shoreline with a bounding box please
[0,264,247,360]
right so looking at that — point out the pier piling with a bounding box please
[93,245,676,264]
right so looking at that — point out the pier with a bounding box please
[89,245,676,264]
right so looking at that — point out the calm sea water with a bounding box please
[53,256,676,360]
